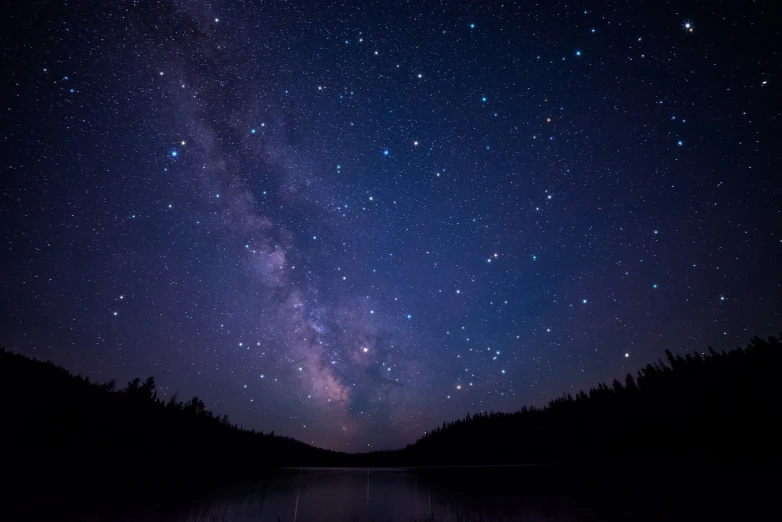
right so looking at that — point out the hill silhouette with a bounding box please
[357,335,781,468]
[0,347,343,493]
[2,334,780,488]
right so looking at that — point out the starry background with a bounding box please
[1,0,780,451]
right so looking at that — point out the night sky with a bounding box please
[1,1,780,451]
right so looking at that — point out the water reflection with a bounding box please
[7,466,771,521]
[177,468,578,522]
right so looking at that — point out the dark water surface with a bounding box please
[7,465,772,521]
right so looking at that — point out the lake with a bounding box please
[7,465,772,521]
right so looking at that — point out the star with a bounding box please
[575,50,582,57]
[170,150,178,158]
[624,353,630,358]
[383,149,390,156]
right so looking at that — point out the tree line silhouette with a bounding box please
[2,335,780,484]
[358,335,781,467]
[0,347,342,491]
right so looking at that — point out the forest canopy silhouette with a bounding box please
[2,334,779,484]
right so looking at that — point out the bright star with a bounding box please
[575,50,582,56]
[470,23,475,29]
[582,299,588,304]
[406,314,412,319]
[683,20,694,32]
[383,149,390,156]
[251,129,256,134]
[624,352,630,358]
[481,96,487,103]
[170,150,178,158]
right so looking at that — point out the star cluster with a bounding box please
[1,1,779,451]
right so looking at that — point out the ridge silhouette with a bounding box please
[2,334,779,484]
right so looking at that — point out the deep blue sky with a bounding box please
[1,0,780,451]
